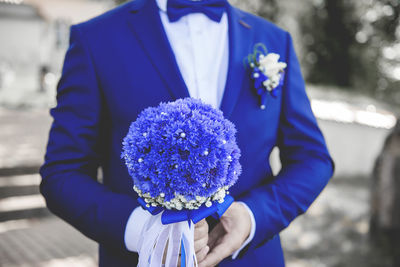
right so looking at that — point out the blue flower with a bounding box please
[121,98,241,209]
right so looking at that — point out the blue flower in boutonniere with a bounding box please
[245,43,287,109]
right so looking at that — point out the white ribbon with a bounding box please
[137,212,198,267]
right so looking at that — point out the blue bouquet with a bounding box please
[122,98,241,266]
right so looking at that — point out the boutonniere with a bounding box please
[245,43,287,109]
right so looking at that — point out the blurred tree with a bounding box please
[300,0,400,103]
[115,0,127,5]
[257,0,280,22]
[300,0,359,88]
[371,119,400,266]
[362,0,400,103]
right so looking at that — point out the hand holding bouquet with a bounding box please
[122,98,241,266]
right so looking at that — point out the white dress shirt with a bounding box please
[124,0,256,259]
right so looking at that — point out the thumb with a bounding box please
[199,233,234,267]
[207,223,225,249]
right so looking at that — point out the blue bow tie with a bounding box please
[167,0,228,22]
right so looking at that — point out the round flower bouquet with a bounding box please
[121,98,241,267]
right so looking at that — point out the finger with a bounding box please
[199,244,231,267]
[200,236,234,267]
[196,245,209,263]
[195,219,207,228]
[194,236,208,252]
[194,222,209,240]
[194,226,208,241]
[207,223,224,249]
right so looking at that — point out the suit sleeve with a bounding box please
[39,25,136,251]
[239,32,335,249]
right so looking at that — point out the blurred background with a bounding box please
[0,0,399,266]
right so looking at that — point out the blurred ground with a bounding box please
[0,107,394,267]
[0,177,392,267]
[0,217,97,267]
[281,177,393,267]
[0,107,51,169]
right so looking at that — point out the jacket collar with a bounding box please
[127,0,254,118]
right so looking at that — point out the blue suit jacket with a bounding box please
[40,0,334,266]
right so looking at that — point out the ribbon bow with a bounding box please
[138,194,234,224]
[167,0,228,22]
[136,195,234,266]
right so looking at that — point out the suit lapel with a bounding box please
[219,5,254,118]
[126,0,253,115]
[126,0,190,100]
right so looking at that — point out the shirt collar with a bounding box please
[155,0,208,13]
[156,0,167,12]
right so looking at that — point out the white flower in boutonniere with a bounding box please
[246,43,287,109]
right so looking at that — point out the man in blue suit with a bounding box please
[40,0,334,266]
